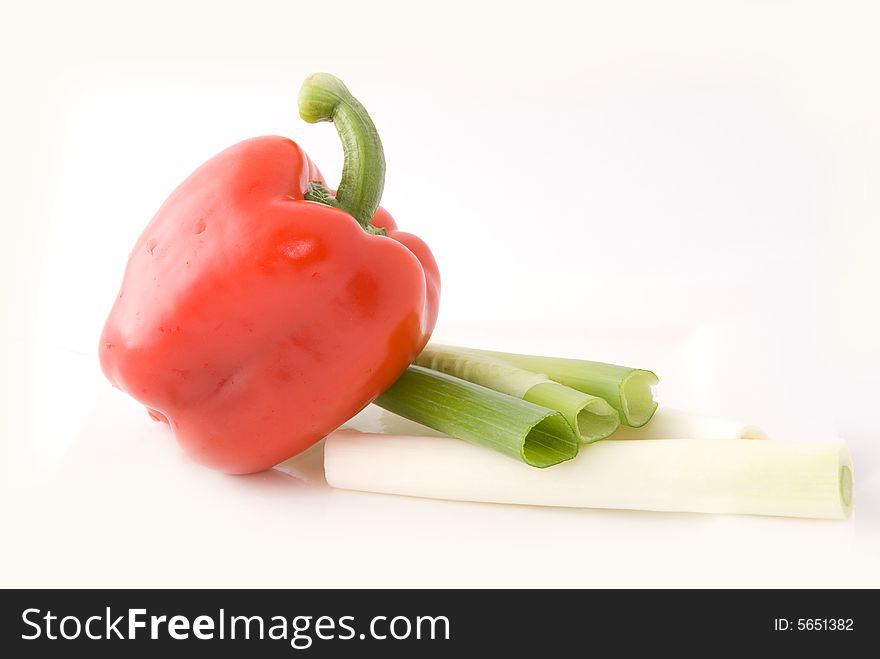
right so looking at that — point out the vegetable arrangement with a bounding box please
[375,347,659,466]
[100,73,854,519]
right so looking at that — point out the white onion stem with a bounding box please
[324,431,853,520]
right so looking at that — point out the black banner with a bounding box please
[0,589,874,656]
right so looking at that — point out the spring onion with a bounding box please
[609,408,766,440]
[451,346,658,427]
[374,365,579,468]
[324,431,853,520]
[415,345,619,442]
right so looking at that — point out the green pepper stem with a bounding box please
[298,73,386,232]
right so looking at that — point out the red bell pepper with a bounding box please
[99,74,440,473]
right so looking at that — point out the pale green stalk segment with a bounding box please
[459,346,659,428]
[416,346,620,442]
[374,365,579,468]
[523,382,619,443]
[416,346,547,397]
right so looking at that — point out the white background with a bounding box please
[2,0,879,586]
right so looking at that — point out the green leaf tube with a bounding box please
[374,365,579,468]
[415,345,620,443]
[455,346,659,427]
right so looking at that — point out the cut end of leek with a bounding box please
[575,397,620,443]
[620,369,659,427]
[522,381,620,443]
[840,464,854,510]
[375,365,579,468]
[523,413,581,467]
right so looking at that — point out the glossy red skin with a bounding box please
[100,136,440,474]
